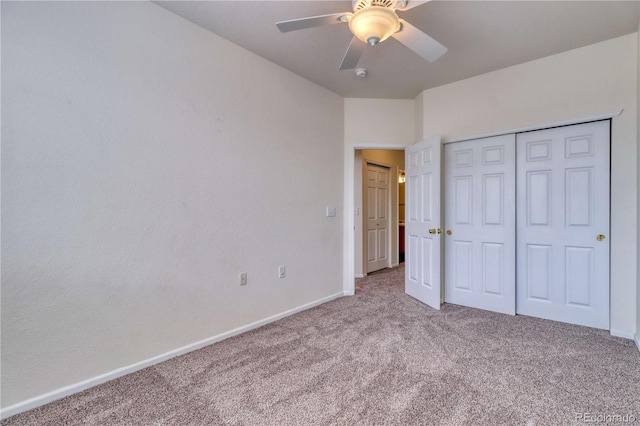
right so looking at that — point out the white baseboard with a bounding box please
[610,329,635,340]
[635,334,640,352]
[354,274,365,278]
[0,291,344,420]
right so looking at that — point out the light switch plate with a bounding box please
[326,206,337,217]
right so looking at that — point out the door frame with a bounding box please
[343,110,622,299]
[346,146,405,294]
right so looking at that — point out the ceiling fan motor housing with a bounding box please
[352,0,408,11]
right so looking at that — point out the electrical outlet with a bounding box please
[278,265,286,279]
[240,272,247,286]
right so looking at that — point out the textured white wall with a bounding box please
[414,92,424,142]
[1,1,344,408]
[343,99,415,292]
[418,34,638,336]
[344,99,415,148]
[637,19,640,350]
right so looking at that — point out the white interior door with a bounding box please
[366,163,389,273]
[444,134,516,315]
[516,121,610,329]
[405,136,442,309]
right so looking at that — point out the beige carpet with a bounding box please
[4,265,640,425]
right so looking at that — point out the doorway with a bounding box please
[354,149,405,278]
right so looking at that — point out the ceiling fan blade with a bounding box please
[396,0,431,11]
[339,36,367,70]
[392,19,447,63]
[276,12,348,33]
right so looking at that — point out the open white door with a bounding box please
[405,136,442,309]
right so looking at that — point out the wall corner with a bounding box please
[415,91,424,143]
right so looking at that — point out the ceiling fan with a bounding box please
[276,0,447,70]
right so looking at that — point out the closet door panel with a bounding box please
[516,121,610,330]
[444,134,516,315]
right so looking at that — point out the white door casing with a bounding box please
[516,120,610,329]
[365,163,390,273]
[405,136,442,309]
[444,134,516,315]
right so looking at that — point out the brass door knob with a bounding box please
[446,230,452,236]
[596,234,606,241]
[429,228,437,234]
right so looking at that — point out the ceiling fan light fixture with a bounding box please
[348,6,400,46]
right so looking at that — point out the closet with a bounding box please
[441,120,610,329]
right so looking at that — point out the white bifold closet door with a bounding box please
[516,121,610,330]
[405,136,442,310]
[444,134,516,315]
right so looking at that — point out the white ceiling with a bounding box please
[155,1,639,99]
